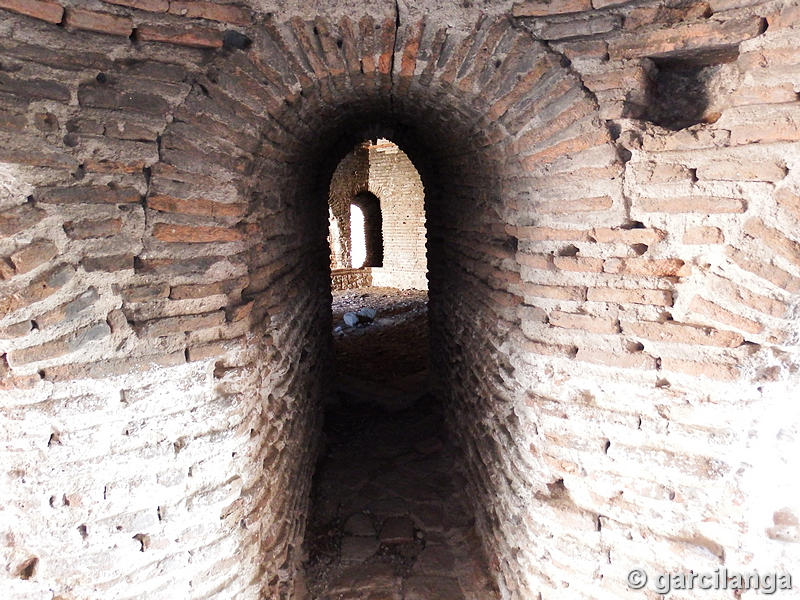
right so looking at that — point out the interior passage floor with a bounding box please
[303,288,498,599]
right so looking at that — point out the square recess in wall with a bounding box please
[644,46,741,130]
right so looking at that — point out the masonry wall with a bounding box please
[367,141,427,290]
[328,140,427,290]
[0,1,798,599]
[328,143,369,274]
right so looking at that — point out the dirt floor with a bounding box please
[302,287,499,600]
[330,287,429,411]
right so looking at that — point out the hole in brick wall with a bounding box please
[78,524,88,539]
[15,556,38,580]
[643,49,740,130]
[630,243,648,256]
[621,220,645,230]
[558,244,579,257]
[132,533,150,552]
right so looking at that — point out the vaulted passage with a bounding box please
[1,2,799,600]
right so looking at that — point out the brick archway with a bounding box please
[1,2,798,599]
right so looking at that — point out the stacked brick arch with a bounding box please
[0,1,798,600]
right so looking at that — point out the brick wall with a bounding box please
[367,141,428,290]
[0,1,798,599]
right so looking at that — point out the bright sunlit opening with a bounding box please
[350,203,366,269]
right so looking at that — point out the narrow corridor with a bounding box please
[303,289,499,600]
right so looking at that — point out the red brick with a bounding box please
[521,339,577,358]
[621,320,743,347]
[399,20,424,79]
[583,65,651,93]
[169,277,248,300]
[37,185,140,205]
[515,227,591,242]
[660,357,740,381]
[549,311,619,334]
[147,194,247,218]
[603,258,689,277]
[721,104,800,145]
[591,227,664,245]
[134,310,225,338]
[524,284,585,301]
[42,351,185,381]
[0,0,63,23]
[512,0,591,17]
[517,100,600,152]
[0,372,42,390]
[728,286,787,318]
[136,24,224,48]
[168,1,249,25]
[7,322,111,366]
[488,55,561,121]
[0,264,74,315]
[100,0,168,11]
[64,8,133,36]
[377,17,396,76]
[575,348,658,370]
[82,253,134,272]
[587,287,673,306]
[523,128,613,167]
[727,247,800,294]
[776,188,800,220]
[0,74,71,102]
[120,283,170,303]
[697,159,786,182]
[517,253,553,270]
[608,16,765,60]
[0,205,46,236]
[35,288,99,329]
[624,3,711,30]
[537,196,613,214]
[186,340,231,362]
[683,226,723,245]
[689,296,763,335]
[63,218,123,239]
[0,320,32,339]
[731,84,798,107]
[636,196,746,213]
[744,218,800,268]
[553,256,604,273]
[10,240,58,274]
[153,223,243,243]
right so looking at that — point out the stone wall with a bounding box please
[0,1,798,599]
